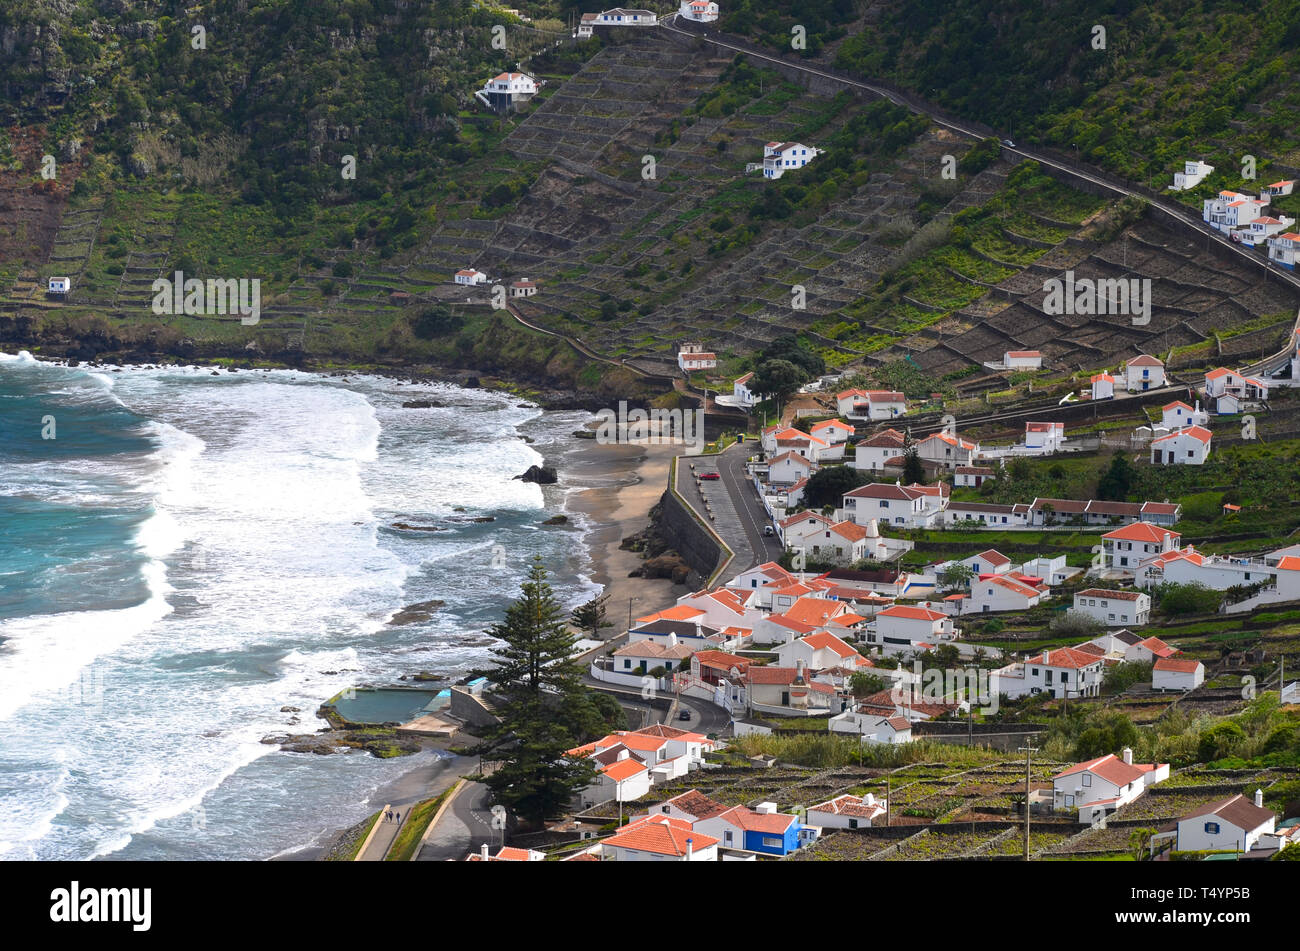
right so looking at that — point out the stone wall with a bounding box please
[657,487,728,584]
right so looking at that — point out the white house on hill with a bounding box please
[678,343,717,372]
[454,268,488,285]
[1171,160,1214,191]
[1052,749,1169,825]
[1150,426,1211,466]
[679,0,719,20]
[1072,588,1150,627]
[762,142,819,180]
[1123,355,1165,391]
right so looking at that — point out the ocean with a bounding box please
[0,351,603,860]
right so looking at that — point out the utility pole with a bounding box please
[1019,743,1039,862]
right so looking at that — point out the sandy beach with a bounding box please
[564,438,685,628]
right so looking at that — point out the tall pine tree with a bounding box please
[476,558,605,826]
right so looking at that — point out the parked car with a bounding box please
[699,472,720,480]
[677,710,692,721]
[1001,138,1016,148]
[763,525,775,536]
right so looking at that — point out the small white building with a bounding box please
[1152,656,1204,691]
[962,574,1046,614]
[1072,588,1151,627]
[1175,792,1276,854]
[1123,355,1166,391]
[809,419,854,446]
[1052,749,1169,824]
[1171,160,1214,190]
[47,276,71,295]
[838,482,949,530]
[677,342,717,373]
[1268,231,1300,271]
[1203,190,1270,234]
[806,794,887,830]
[914,431,979,468]
[600,815,718,861]
[953,465,995,488]
[1023,646,1105,699]
[1265,179,1297,198]
[767,450,815,486]
[1024,421,1065,453]
[1160,400,1208,430]
[1003,349,1043,370]
[476,72,539,110]
[1102,522,1180,574]
[1090,371,1115,401]
[595,8,659,26]
[509,279,538,298]
[866,605,955,655]
[1238,215,1294,247]
[851,428,907,472]
[836,389,907,421]
[679,0,719,21]
[762,142,819,180]
[454,268,488,285]
[1150,425,1212,466]
[730,371,756,409]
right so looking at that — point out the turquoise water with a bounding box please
[331,688,446,724]
[0,351,604,860]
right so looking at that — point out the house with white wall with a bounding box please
[865,605,955,655]
[1269,232,1300,270]
[828,709,914,743]
[851,428,907,472]
[1152,657,1204,691]
[775,631,867,672]
[1150,426,1212,465]
[727,371,757,409]
[1003,349,1042,369]
[768,450,815,486]
[1239,214,1295,247]
[1024,421,1065,452]
[1160,400,1208,430]
[1265,179,1297,197]
[809,419,854,445]
[1052,749,1169,824]
[1090,371,1115,401]
[1102,522,1180,574]
[806,794,887,829]
[600,814,718,861]
[1136,545,1277,592]
[679,0,719,21]
[1124,635,1178,664]
[476,72,539,110]
[836,389,907,421]
[677,342,717,372]
[454,268,488,285]
[839,482,949,529]
[595,8,658,25]
[961,574,1047,614]
[1175,792,1276,854]
[954,465,995,487]
[1072,588,1150,627]
[762,142,819,179]
[1171,160,1214,190]
[915,431,979,468]
[1203,190,1270,233]
[1123,355,1166,391]
[1204,367,1268,412]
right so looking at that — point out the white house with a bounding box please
[509,278,538,298]
[600,815,718,861]
[775,631,865,671]
[838,481,949,529]
[1160,400,1208,430]
[960,549,1013,576]
[1023,647,1105,699]
[1123,355,1165,391]
[728,371,757,409]
[679,0,719,21]
[809,419,854,445]
[1265,179,1297,197]
[915,431,978,468]
[827,709,914,743]
[851,428,907,472]
[1152,656,1204,691]
[1150,426,1212,466]
[953,465,995,488]
[47,276,71,295]
[1267,232,1300,271]
[1171,160,1214,190]
[1203,190,1270,234]
[677,343,717,372]
[768,450,816,486]
[761,425,833,461]
[1239,215,1294,247]
[806,794,887,830]
[611,638,696,675]
[762,142,819,180]
[1003,350,1042,370]
[1138,545,1277,593]
[1124,635,1178,664]
[595,8,658,26]
[646,789,729,826]
[1090,371,1115,401]
[1024,421,1065,452]
[1175,792,1276,854]
[866,605,955,655]
[836,389,907,421]
[1102,522,1180,574]
[1052,749,1169,824]
[1204,367,1267,411]
[1072,588,1151,627]
[476,71,539,109]
[578,12,598,35]
[1020,554,1083,585]
[454,268,488,285]
[962,574,1046,614]
[578,752,652,808]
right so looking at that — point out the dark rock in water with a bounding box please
[515,464,558,485]
[466,376,481,388]
[401,399,447,409]
[573,429,597,439]
[542,514,569,526]
[445,515,494,523]
[453,506,466,512]
[280,706,301,713]
[391,521,446,532]
[388,599,446,626]
[412,671,443,682]
[520,434,534,444]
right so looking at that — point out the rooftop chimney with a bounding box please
[685,837,694,860]
[481,843,490,859]
[756,802,778,814]
[668,632,678,647]
[1255,788,1264,808]
[1122,747,1133,765]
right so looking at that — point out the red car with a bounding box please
[699,472,721,480]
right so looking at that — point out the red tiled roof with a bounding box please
[1154,657,1202,674]
[604,815,718,856]
[1076,588,1144,601]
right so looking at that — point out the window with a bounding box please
[1062,672,1069,682]
[849,819,859,830]
[1204,822,1220,835]
[762,836,783,849]
[879,500,888,508]
[724,831,733,844]
[1082,774,1091,787]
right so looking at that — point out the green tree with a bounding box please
[1048,609,1104,639]
[1129,827,1157,861]
[477,559,604,826]
[902,443,926,484]
[1097,453,1135,501]
[802,464,868,510]
[1197,721,1246,763]
[938,562,974,591]
[569,592,613,640]
[751,358,806,414]
[849,672,889,698]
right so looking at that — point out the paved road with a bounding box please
[417,779,497,862]
[677,442,782,583]
[358,753,472,861]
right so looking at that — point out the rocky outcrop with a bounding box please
[514,464,558,484]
